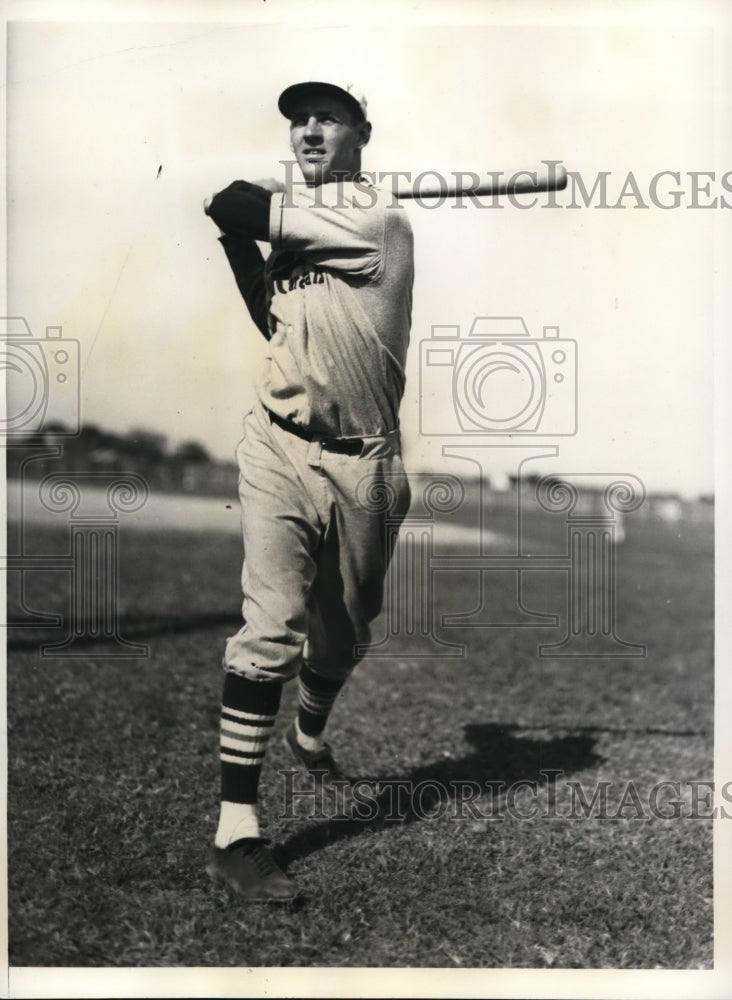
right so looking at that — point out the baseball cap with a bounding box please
[278,82,368,123]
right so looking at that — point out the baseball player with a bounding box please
[204,82,414,900]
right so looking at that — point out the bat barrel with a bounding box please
[395,163,568,199]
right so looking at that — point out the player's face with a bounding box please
[289,96,370,186]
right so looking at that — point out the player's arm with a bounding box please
[270,184,389,279]
[218,235,270,339]
[205,180,279,338]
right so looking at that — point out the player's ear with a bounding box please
[356,121,372,149]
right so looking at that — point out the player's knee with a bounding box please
[322,627,371,674]
[224,626,306,682]
[224,656,302,684]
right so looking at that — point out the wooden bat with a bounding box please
[394,162,568,199]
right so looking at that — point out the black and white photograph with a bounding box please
[3,1,731,997]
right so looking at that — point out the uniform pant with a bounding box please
[224,404,411,682]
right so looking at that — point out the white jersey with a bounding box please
[258,182,414,439]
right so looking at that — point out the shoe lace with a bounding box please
[246,842,280,877]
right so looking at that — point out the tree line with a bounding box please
[6,422,237,497]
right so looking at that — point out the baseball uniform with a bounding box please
[204,82,414,899]
[217,179,414,682]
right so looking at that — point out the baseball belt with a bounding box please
[265,406,364,456]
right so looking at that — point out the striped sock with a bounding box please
[219,673,282,805]
[296,662,347,744]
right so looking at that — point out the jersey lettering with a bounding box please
[272,260,326,297]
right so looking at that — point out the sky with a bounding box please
[6,3,731,498]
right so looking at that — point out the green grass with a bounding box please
[6,507,714,967]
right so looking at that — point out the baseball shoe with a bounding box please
[284,721,350,793]
[206,837,298,902]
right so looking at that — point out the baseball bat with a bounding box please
[394,163,568,199]
[202,163,568,214]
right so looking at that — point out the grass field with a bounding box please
[6,496,714,968]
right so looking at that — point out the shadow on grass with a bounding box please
[276,722,603,866]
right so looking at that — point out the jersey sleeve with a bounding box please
[269,183,388,279]
[218,235,271,339]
